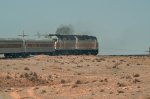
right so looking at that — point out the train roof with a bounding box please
[48,34,97,39]
[48,34,95,37]
[0,38,23,41]
[24,38,53,40]
[0,38,54,41]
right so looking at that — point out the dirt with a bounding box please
[0,55,150,99]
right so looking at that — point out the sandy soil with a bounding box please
[0,55,150,99]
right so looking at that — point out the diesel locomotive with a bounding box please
[0,34,99,58]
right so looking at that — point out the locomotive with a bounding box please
[0,34,99,58]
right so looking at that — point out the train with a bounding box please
[0,34,99,58]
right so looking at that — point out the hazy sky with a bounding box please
[0,0,150,55]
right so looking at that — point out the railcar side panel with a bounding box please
[56,36,76,50]
[76,36,98,50]
[25,39,55,53]
[57,40,76,50]
[0,39,24,54]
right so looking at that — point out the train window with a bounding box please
[0,44,22,48]
[27,44,51,47]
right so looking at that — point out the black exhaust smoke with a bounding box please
[55,24,74,35]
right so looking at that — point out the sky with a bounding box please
[0,0,150,55]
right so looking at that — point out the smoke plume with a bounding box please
[55,24,74,35]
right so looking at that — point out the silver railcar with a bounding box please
[0,38,55,57]
[0,38,24,57]
[25,39,55,55]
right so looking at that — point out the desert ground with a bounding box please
[0,55,150,99]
